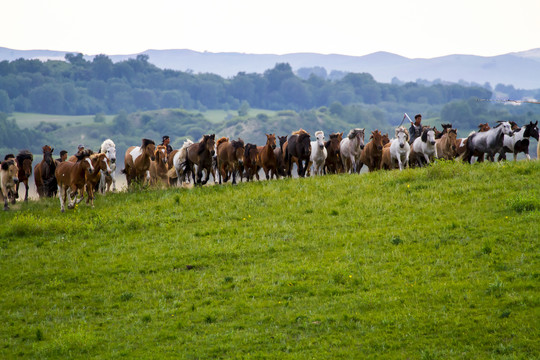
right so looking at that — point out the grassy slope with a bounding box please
[10,112,115,129]
[0,161,539,359]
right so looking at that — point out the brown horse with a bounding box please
[274,135,288,177]
[455,123,490,161]
[34,145,57,198]
[83,153,111,207]
[243,143,260,181]
[55,150,94,212]
[185,134,216,185]
[1,159,19,210]
[149,145,169,187]
[15,150,33,201]
[123,139,156,186]
[358,130,384,172]
[256,134,278,180]
[324,132,343,174]
[216,137,245,185]
[285,129,311,177]
[436,128,458,160]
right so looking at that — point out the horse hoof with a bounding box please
[61,209,65,213]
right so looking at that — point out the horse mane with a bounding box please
[329,133,339,139]
[315,130,324,138]
[231,138,245,149]
[197,135,210,155]
[100,139,116,152]
[4,154,15,160]
[42,145,53,153]
[216,137,229,148]
[298,132,311,142]
[141,138,155,148]
[292,128,308,136]
[1,159,15,171]
[16,150,33,163]
[244,143,257,158]
[76,149,93,161]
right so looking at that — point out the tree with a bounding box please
[0,89,12,112]
[29,84,64,114]
[238,100,250,116]
[92,54,113,81]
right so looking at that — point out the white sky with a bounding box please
[2,0,539,58]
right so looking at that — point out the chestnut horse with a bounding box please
[256,134,278,180]
[243,143,260,181]
[123,139,156,186]
[324,132,343,174]
[185,134,216,185]
[34,145,57,198]
[84,153,111,207]
[358,130,384,172]
[15,150,33,201]
[436,128,458,160]
[1,159,19,210]
[149,145,169,187]
[285,129,311,177]
[55,150,95,212]
[216,137,245,185]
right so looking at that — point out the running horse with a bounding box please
[98,139,117,193]
[435,128,458,160]
[462,121,513,163]
[325,132,343,174]
[216,137,245,185]
[149,145,169,187]
[285,129,311,177]
[184,134,216,185]
[84,153,111,207]
[123,138,156,186]
[1,158,19,210]
[15,150,33,201]
[243,143,260,181]
[55,150,95,212]
[358,129,384,172]
[256,134,278,180]
[34,145,57,198]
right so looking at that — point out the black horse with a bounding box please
[285,129,311,177]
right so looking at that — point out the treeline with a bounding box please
[0,54,492,115]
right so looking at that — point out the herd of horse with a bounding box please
[0,120,538,211]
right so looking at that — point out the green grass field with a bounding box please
[10,113,115,129]
[1,161,539,359]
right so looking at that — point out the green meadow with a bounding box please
[0,161,539,359]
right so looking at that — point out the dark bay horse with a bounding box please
[285,129,311,177]
[185,134,216,185]
[123,139,156,186]
[216,137,245,185]
[15,150,33,201]
[243,143,260,181]
[324,132,343,174]
[34,145,57,198]
[55,150,95,212]
[256,134,278,180]
[274,135,288,177]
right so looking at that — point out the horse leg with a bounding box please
[23,181,29,201]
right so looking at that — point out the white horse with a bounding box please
[411,127,437,167]
[170,139,194,186]
[498,121,539,161]
[463,121,513,163]
[98,139,117,193]
[389,127,410,171]
[308,131,327,176]
[340,128,365,173]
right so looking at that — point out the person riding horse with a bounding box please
[409,114,423,144]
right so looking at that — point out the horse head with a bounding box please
[155,145,168,165]
[496,121,513,137]
[42,145,54,165]
[244,143,258,162]
[1,160,19,184]
[278,136,287,150]
[106,146,116,164]
[448,129,458,152]
[16,151,33,178]
[382,133,390,147]
[232,139,245,163]
[266,134,277,150]
[92,153,112,175]
[396,127,408,148]
[370,130,383,151]
[297,132,311,157]
[76,150,94,175]
[421,128,436,145]
[525,121,539,141]
[315,131,325,149]
[141,139,156,161]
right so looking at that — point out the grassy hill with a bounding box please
[0,161,539,359]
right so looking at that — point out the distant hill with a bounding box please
[1,46,540,89]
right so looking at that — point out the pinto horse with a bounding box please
[185,134,216,185]
[435,128,458,160]
[123,139,156,186]
[324,132,343,174]
[243,143,260,181]
[169,139,194,186]
[462,121,513,163]
[340,128,365,173]
[256,134,278,180]
[285,129,311,177]
[381,127,410,171]
[55,150,95,212]
[149,145,169,187]
[455,123,490,161]
[358,130,384,172]
[410,127,438,167]
[216,137,245,185]
[34,145,57,198]
[498,121,539,161]
[15,150,33,201]
[1,159,19,210]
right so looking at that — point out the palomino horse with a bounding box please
[358,130,384,172]
[455,123,490,161]
[381,127,410,171]
[340,128,365,173]
[462,121,513,163]
[15,150,33,201]
[285,129,311,177]
[98,139,117,193]
[435,128,458,160]
[410,127,438,167]
[185,134,216,185]
[274,135,288,178]
[55,150,95,212]
[34,145,57,198]
[325,132,343,174]
[256,134,278,180]
[308,131,327,176]
[498,121,539,161]
[243,144,260,181]
[1,159,19,210]
[216,137,245,185]
[123,139,156,186]
[169,139,194,186]
[149,145,169,187]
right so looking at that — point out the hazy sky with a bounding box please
[2,0,539,58]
